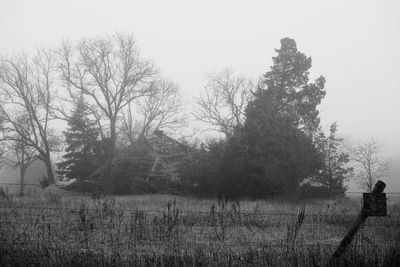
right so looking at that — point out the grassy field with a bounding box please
[0,188,399,266]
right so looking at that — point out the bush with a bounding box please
[43,187,63,204]
[131,179,157,194]
[178,141,224,197]
[299,183,345,199]
[0,187,8,199]
[39,175,49,188]
[108,167,134,195]
[65,179,104,193]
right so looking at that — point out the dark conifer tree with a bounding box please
[57,96,100,180]
[222,38,326,197]
[311,123,353,196]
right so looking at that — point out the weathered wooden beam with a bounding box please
[330,180,386,263]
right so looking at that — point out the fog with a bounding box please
[1,0,399,191]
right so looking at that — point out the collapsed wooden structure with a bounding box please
[115,130,190,185]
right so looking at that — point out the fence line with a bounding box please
[1,231,396,250]
[2,204,400,217]
[2,182,400,195]
[0,236,341,249]
[0,219,398,228]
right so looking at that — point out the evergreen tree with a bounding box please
[57,96,100,180]
[231,38,326,197]
[261,37,326,136]
[311,123,353,196]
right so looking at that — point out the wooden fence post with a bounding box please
[330,180,386,264]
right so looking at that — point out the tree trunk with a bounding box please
[44,154,55,185]
[104,118,117,183]
[19,166,26,196]
[19,159,36,195]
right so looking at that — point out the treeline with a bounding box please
[2,34,382,199]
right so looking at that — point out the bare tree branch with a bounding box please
[120,78,185,145]
[193,68,254,138]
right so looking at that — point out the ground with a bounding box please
[0,189,399,266]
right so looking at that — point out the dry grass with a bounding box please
[0,191,399,266]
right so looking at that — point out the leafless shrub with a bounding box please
[153,200,181,240]
[209,198,229,242]
[43,188,63,204]
[350,138,390,192]
[285,207,306,257]
[0,187,9,201]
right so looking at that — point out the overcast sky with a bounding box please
[1,0,399,188]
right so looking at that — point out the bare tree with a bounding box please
[58,34,155,177]
[0,115,7,165]
[193,69,254,138]
[0,49,58,184]
[5,138,37,195]
[1,114,37,194]
[350,138,390,192]
[121,78,185,145]
[0,142,8,170]
[0,145,6,166]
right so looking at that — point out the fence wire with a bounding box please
[0,183,399,259]
[2,182,400,193]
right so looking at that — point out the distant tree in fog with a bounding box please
[310,123,353,196]
[350,138,390,192]
[121,78,185,145]
[0,115,6,166]
[0,49,59,185]
[194,69,254,138]
[1,113,37,195]
[9,137,37,195]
